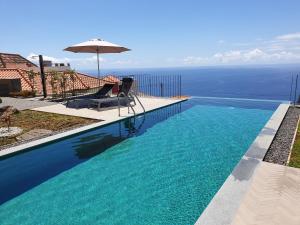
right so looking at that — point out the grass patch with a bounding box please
[0,110,97,147]
[289,119,300,168]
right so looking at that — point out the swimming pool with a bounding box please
[0,98,279,225]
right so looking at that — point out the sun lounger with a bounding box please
[88,77,136,111]
[67,83,115,108]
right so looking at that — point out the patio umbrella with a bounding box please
[64,38,130,84]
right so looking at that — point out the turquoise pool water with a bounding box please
[0,99,275,225]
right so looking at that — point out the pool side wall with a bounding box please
[194,103,290,225]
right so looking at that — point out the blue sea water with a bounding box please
[84,65,300,100]
[0,99,275,225]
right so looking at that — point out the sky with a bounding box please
[1,0,300,69]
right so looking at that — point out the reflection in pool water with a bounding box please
[0,103,181,204]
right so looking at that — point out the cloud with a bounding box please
[243,48,266,61]
[183,48,300,65]
[28,53,70,64]
[183,56,208,65]
[276,32,300,41]
[27,53,69,63]
[183,32,300,66]
[213,50,242,63]
[111,59,138,65]
[27,53,106,68]
[26,53,140,69]
[27,31,300,68]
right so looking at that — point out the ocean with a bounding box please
[82,65,300,101]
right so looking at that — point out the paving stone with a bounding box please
[0,127,23,137]
[17,129,53,141]
[0,97,56,110]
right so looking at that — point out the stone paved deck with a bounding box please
[231,162,300,225]
[0,97,56,110]
[31,97,181,121]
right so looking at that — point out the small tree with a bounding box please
[68,69,77,96]
[0,106,15,131]
[28,70,36,93]
[59,72,68,99]
[49,70,60,98]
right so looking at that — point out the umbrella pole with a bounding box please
[97,51,100,87]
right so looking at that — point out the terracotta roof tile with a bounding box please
[0,68,119,95]
[0,52,37,69]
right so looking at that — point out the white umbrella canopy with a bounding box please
[64,38,130,83]
[64,38,130,53]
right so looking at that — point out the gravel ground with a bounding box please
[264,106,300,165]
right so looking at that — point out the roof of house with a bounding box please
[0,68,120,95]
[102,75,120,83]
[0,52,37,69]
[0,69,34,91]
[0,52,121,95]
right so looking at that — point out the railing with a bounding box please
[290,74,300,105]
[117,74,182,98]
[44,74,182,101]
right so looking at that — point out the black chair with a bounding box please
[89,77,136,112]
[67,83,115,108]
[93,83,115,98]
[118,77,133,97]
